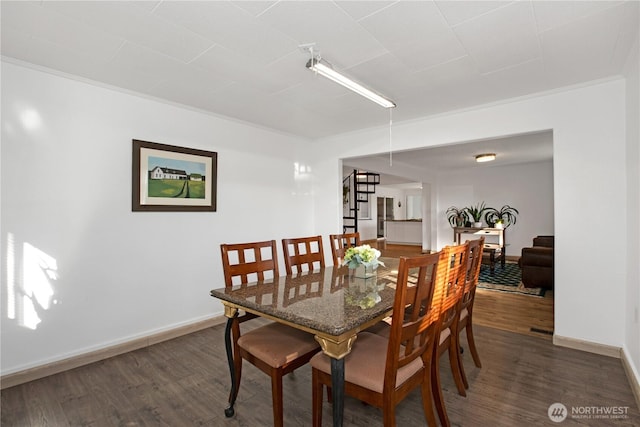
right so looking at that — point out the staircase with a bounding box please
[342,169,380,233]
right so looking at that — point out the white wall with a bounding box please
[435,161,553,256]
[624,34,640,384]
[356,186,409,241]
[312,79,629,362]
[404,189,422,219]
[0,62,314,374]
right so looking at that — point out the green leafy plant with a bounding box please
[446,206,468,227]
[343,185,349,205]
[484,205,519,228]
[464,202,488,223]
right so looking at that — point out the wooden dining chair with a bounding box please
[220,240,321,427]
[310,251,448,427]
[282,235,325,274]
[329,232,361,266]
[457,237,485,388]
[431,242,470,427]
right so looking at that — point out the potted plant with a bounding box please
[464,202,488,228]
[343,184,349,205]
[446,206,468,227]
[484,205,519,228]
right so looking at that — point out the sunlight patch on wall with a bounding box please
[22,243,57,329]
[6,233,16,320]
[20,108,42,131]
[5,233,59,330]
[293,162,313,197]
[294,162,312,181]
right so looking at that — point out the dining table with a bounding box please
[210,258,400,427]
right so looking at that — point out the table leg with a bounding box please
[490,251,496,274]
[224,314,238,417]
[315,334,357,427]
[331,357,345,427]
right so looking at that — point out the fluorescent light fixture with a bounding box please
[306,58,396,109]
[475,153,496,163]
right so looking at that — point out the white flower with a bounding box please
[342,245,385,268]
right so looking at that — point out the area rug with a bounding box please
[477,263,546,297]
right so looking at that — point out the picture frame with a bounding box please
[132,139,217,212]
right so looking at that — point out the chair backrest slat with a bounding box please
[282,236,325,275]
[329,232,361,266]
[384,251,447,391]
[461,238,484,308]
[435,242,470,331]
[220,240,279,287]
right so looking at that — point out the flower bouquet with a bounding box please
[342,244,385,279]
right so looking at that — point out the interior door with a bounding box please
[385,197,394,221]
[377,197,384,237]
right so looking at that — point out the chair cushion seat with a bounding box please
[310,332,424,394]
[238,322,319,368]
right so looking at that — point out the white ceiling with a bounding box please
[2,1,638,140]
[343,130,554,186]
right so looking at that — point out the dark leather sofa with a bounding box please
[519,235,554,289]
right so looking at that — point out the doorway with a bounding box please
[376,197,394,238]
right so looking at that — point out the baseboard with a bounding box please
[621,346,640,411]
[385,241,421,246]
[553,335,640,405]
[0,315,226,389]
[553,335,621,358]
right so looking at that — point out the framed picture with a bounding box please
[132,139,217,212]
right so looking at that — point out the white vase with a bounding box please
[473,222,483,228]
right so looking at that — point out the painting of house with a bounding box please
[149,166,188,180]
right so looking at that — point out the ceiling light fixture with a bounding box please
[475,153,496,163]
[305,57,396,109]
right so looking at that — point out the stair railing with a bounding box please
[342,170,380,233]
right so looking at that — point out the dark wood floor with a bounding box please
[2,245,637,425]
[2,319,638,426]
[381,244,556,341]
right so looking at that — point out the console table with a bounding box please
[453,227,506,273]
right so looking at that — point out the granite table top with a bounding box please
[210,259,401,337]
